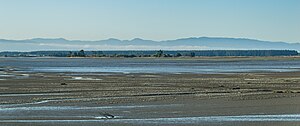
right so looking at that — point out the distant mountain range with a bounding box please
[0,37,299,51]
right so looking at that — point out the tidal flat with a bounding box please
[0,57,300,125]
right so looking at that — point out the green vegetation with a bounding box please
[0,50,298,57]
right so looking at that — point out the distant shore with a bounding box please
[1,55,300,61]
[0,50,298,58]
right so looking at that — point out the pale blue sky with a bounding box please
[0,0,299,42]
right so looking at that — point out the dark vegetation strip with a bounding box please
[0,50,298,57]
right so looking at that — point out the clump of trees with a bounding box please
[154,50,164,57]
[68,50,86,57]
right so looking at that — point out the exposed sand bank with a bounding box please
[0,68,300,125]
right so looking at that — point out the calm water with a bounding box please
[0,57,300,73]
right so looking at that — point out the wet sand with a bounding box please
[0,68,300,125]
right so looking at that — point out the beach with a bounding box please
[0,58,300,125]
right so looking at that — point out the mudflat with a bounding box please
[0,67,300,125]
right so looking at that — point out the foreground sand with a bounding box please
[0,68,300,125]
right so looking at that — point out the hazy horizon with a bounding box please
[0,36,299,44]
[0,0,299,43]
[1,36,300,51]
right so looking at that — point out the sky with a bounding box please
[0,0,299,43]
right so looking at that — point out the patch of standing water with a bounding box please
[0,104,183,111]
[1,58,300,73]
[68,77,102,81]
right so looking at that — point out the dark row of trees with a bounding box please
[179,50,299,57]
[0,50,298,57]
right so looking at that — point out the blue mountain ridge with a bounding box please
[0,37,299,51]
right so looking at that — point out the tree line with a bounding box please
[0,50,298,57]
